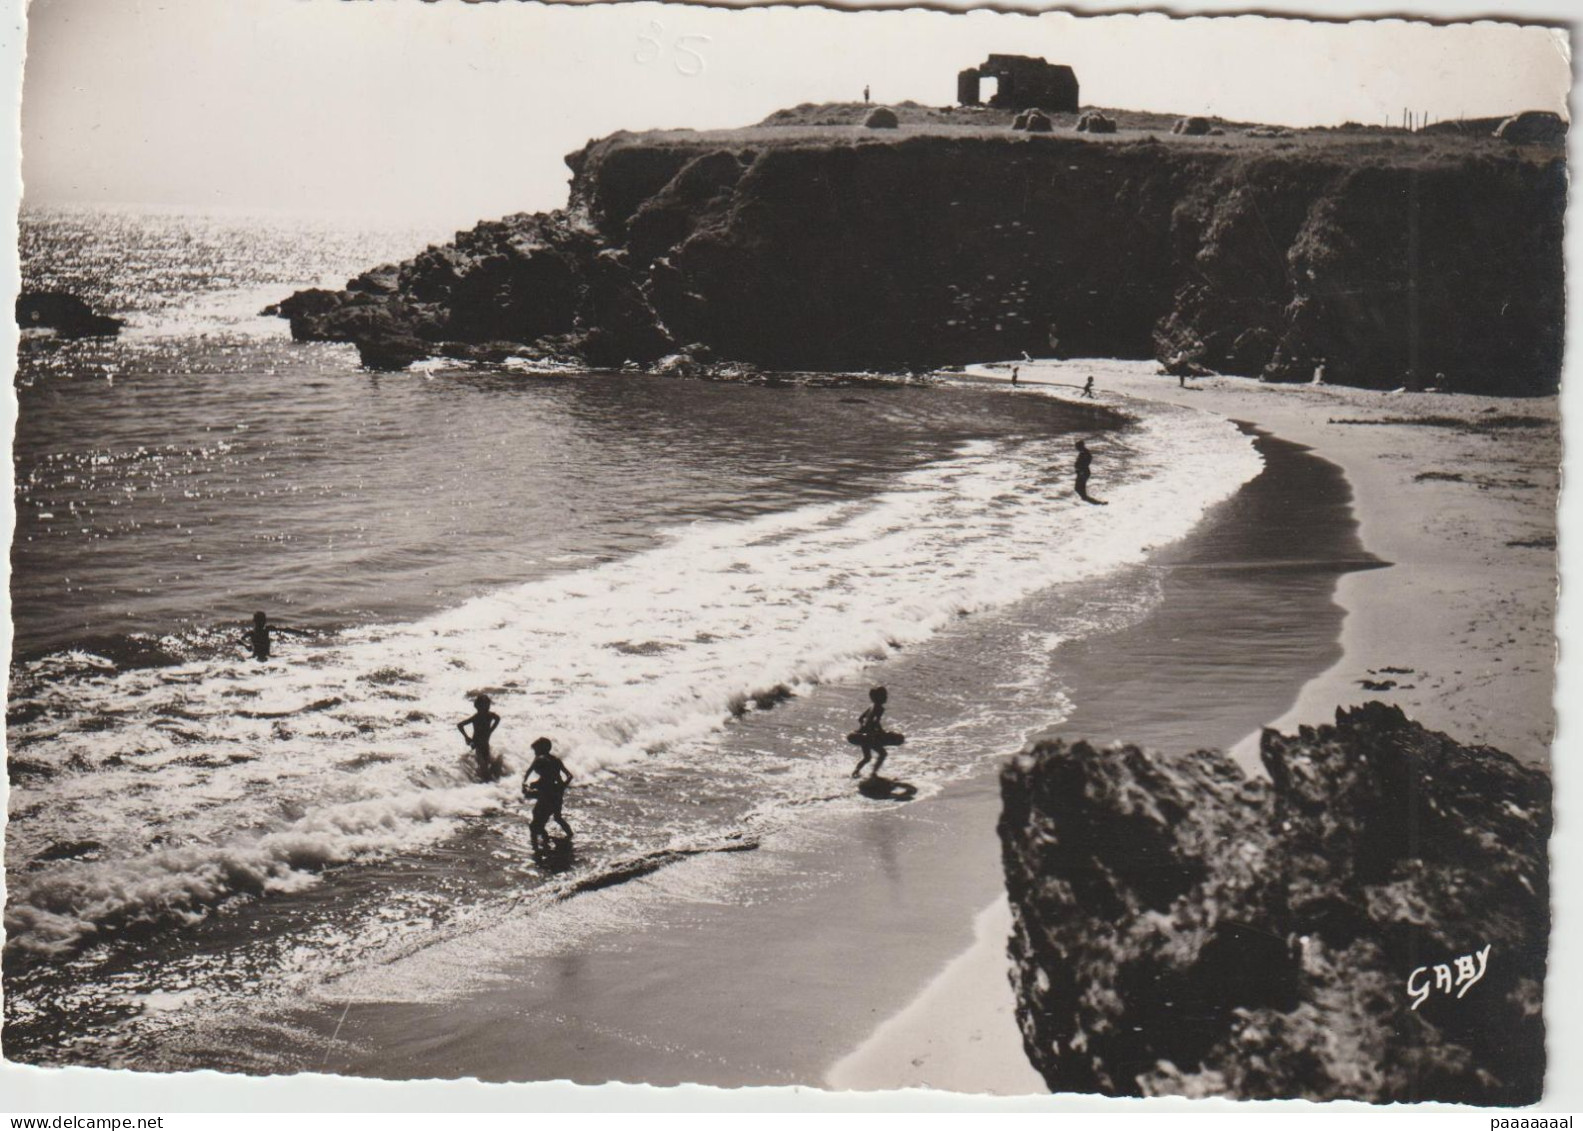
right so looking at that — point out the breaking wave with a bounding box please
[6,395,1261,956]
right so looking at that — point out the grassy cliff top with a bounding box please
[580,101,1561,169]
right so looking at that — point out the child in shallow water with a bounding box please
[240,611,310,661]
[458,694,502,781]
[851,685,894,779]
[522,736,574,846]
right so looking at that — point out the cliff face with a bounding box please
[997,703,1550,1104]
[274,127,1564,394]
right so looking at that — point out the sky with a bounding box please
[17,1,1575,229]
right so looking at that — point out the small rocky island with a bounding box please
[269,99,1564,395]
[997,703,1550,1104]
[16,291,123,337]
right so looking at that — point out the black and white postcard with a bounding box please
[3,0,1576,1113]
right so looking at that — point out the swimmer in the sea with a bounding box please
[241,611,311,662]
[458,694,502,781]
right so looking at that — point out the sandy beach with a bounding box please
[1049,360,1558,769]
[5,354,1558,1100]
[214,386,1384,1093]
[831,359,1559,1094]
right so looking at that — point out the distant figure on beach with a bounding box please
[1165,351,1200,384]
[1082,376,1095,399]
[1312,358,1327,386]
[1011,365,1020,386]
[240,611,309,662]
[863,84,870,104]
[849,686,902,779]
[458,694,502,781]
[522,736,574,846]
[1074,440,1106,505]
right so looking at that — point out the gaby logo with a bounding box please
[1407,944,1492,1010]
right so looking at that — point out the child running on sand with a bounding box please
[522,737,574,846]
[850,686,896,779]
[458,694,502,781]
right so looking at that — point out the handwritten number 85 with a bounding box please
[635,21,710,76]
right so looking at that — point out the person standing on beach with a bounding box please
[1082,376,1095,399]
[458,694,502,781]
[1074,439,1104,504]
[522,736,574,846]
[850,686,893,779]
[1011,365,1020,386]
[240,611,310,662]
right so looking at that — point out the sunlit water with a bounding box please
[6,205,1264,1066]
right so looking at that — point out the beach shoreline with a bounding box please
[9,357,1556,1098]
[184,391,1375,1092]
[830,358,1559,1094]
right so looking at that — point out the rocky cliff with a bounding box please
[273,114,1565,394]
[997,702,1550,1104]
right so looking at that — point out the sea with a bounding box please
[5,203,1265,1070]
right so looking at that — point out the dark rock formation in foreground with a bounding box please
[1495,111,1568,146]
[16,291,123,337]
[998,702,1550,1104]
[271,111,1564,394]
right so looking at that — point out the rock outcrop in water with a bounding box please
[997,702,1550,1104]
[270,107,1564,394]
[16,291,123,337]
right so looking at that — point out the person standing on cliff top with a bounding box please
[1011,365,1020,386]
[864,85,870,104]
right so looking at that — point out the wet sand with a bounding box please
[261,425,1373,1091]
[835,360,1558,1094]
[1003,361,1558,767]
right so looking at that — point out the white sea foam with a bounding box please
[6,393,1262,956]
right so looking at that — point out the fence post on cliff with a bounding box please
[1408,168,1421,387]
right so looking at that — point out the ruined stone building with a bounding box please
[957,55,1079,113]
